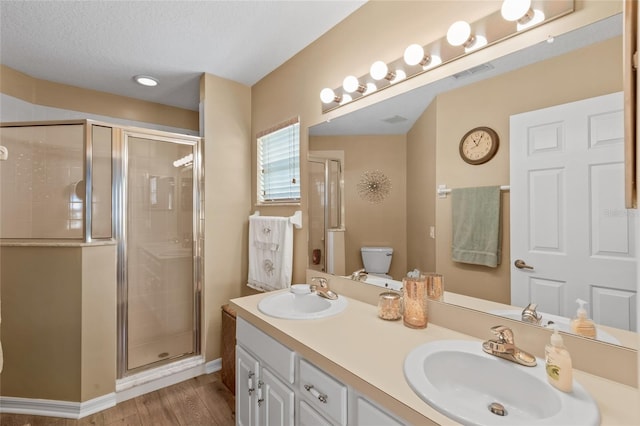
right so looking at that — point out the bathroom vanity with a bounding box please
[231,289,639,425]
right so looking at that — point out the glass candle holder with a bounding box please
[402,276,428,329]
[378,291,402,321]
[425,273,444,302]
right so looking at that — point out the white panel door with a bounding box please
[510,92,637,330]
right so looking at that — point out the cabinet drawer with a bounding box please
[237,317,295,383]
[298,358,347,426]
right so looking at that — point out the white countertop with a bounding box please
[231,290,640,425]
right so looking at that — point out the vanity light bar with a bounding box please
[320,0,574,114]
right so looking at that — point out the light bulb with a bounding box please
[465,35,487,53]
[370,61,389,80]
[404,44,425,66]
[391,69,406,84]
[517,9,545,30]
[424,55,442,70]
[447,21,472,47]
[364,82,377,95]
[447,21,471,46]
[320,88,337,104]
[501,0,532,21]
[342,75,360,93]
[340,93,353,105]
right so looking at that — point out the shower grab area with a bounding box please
[0,120,203,390]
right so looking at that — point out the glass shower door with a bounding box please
[308,157,343,273]
[120,132,200,374]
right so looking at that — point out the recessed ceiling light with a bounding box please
[133,75,158,87]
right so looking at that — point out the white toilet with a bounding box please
[361,246,393,278]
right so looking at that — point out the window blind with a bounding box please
[257,118,300,203]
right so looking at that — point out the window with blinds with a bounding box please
[257,118,300,204]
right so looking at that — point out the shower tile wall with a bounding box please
[126,137,194,370]
[0,124,112,239]
[1,125,83,238]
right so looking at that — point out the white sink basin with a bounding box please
[490,309,620,345]
[404,340,599,426]
[258,286,348,320]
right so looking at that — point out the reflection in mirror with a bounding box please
[308,154,345,275]
[308,14,638,350]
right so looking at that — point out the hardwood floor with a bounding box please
[0,372,235,426]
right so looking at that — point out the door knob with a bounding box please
[514,259,534,270]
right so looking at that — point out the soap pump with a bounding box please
[545,325,573,392]
[570,298,597,339]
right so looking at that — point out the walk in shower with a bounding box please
[308,156,344,274]
[0,120,203,379]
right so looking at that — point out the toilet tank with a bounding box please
[360,246,393,274]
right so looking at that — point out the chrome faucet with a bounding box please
[350,268,368,281]
[521,303,542,325]
[310,277,338,300]
[482,325,537,367]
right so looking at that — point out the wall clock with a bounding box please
[459,126,499,165]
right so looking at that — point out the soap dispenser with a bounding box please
[545,325,573,392]
[570,298,597,339]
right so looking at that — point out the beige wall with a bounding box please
[0,244,116,402]
[309,135,407,279]
[200,73,252,361]
[407,99,438,274]
[432,36,622,304]
[0,65,198,131]
[80,245,117,401]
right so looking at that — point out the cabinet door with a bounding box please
[299,400,333,426]
[236,346,260,426]
[354,396,405,426]
[261,367,295,426]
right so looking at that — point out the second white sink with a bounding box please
[404,340,599,426]
[489,309,620,345]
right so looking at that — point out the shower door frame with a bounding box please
[308,156,344,273]
[114,127,204,379]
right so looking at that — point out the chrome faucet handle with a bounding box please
[490,325,514,345]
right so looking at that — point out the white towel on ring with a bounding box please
[247,216,293,292]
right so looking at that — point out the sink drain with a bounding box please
[488,402,507,416]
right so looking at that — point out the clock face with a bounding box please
[459,127,499,165]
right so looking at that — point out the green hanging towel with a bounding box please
[451,186,502,268]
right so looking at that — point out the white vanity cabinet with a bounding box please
[236,319,296,426]
[236,317,407,426]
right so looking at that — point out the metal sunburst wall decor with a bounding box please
[357,170,391,203]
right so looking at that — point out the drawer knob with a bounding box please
[304,384,328,404]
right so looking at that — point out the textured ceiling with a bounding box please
[0,0,365,111]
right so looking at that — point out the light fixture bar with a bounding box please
[320,0,573,113]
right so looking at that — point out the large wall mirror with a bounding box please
[308,13,638,351]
